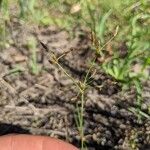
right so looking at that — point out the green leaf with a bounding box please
[113,65,119,78]
[98,9,112,43]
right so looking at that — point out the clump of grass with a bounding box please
[19,0,36,19]
[0,0,9,20]
[18,0,49,25]
[40,41,97,150]
[83,0,150,120]
[0,0,9,49]
[27,36,40,75]
[18,0,75,27]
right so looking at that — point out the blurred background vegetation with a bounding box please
[0,0,150,48]
[1,0,149,84]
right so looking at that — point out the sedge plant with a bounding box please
[40,40,97,150]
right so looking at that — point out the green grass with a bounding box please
[40,42,87,149]
[26,36,40,75]
[84,0,150,120]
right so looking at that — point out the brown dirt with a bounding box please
[0,20,150,150]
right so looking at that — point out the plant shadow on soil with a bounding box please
[0,123,30,135]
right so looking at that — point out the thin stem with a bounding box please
[54,58,82,93]
[99,26,119,53]
[80,92,85,150]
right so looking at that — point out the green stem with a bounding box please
[55,59,82,93]
[80,92,84,150]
